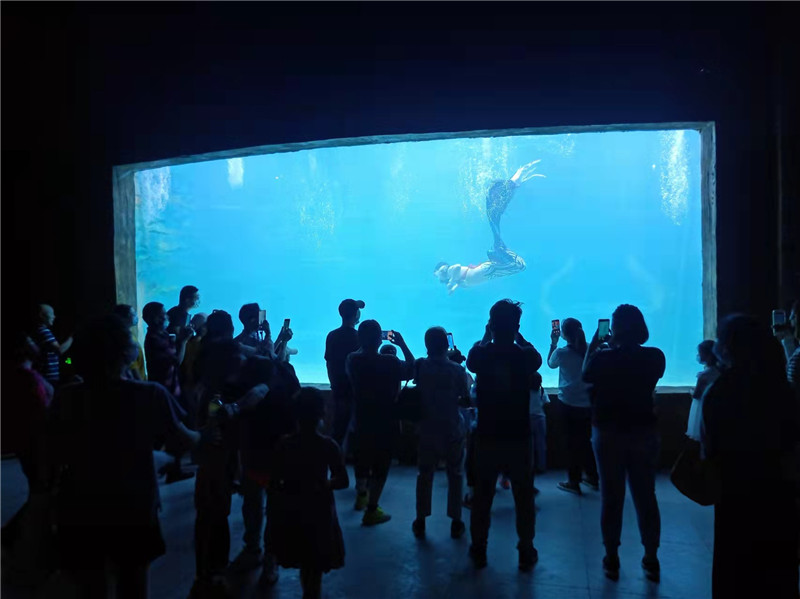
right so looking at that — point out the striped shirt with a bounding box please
[33,325,60,383]
[788,347,800,391]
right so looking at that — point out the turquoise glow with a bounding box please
[134,129,703,386]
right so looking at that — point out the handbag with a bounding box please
[669,438,720,506]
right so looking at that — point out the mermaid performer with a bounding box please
[434,160,544,294]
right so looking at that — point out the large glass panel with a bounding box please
[134,128,703,386]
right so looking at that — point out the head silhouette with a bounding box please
[425,326,449,358]
[697,339,717,367]
[205,310,234,342]
[72,315,139,382]
[561,318,587,356]
[358,320,382,353]
[610,304,649,347]
[714,314,783,374]
[191,313,208,337]
[142,302,167,330]
[179,286,200,309]
[112,304,138,329]
[489,299,522,345]
[379,344,397,356]
[238,303,261,332]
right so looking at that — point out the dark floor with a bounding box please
[2,457,714,599]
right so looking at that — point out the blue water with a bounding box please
[134,129,703,386]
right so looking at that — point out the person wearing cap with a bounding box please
[325,299,365,450]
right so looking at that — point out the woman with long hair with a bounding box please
[701,314,798,599]
[583,305,665,582]
[548,317,598,495]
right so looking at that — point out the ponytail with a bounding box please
[561,318,588,358]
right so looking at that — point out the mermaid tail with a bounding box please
[486,179,517,253]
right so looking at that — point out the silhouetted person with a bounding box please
[232,353,300,586]
[267,388,348,599]
[49,315,200,599]
[190,338,269,598]
[1,330,53,563]
[235,303,270,356]
[412,327,470,540]
[685,339,719,441]
[547,317,598,494]
[466,299,542,570]
[346,320,414,525]
[528,382,549,479]
[167,285,200,337]
[113,304,146,380]
[702,314,799,599]
[434,161,544,294]
[143,301,194,483]
[775,300,799,391]
[182,313,208,390]
[582,304,664,581]
[325,299,365,448]
[32,303,73,385]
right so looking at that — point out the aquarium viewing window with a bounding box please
[114,123,716,388]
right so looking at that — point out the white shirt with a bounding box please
[547,345,591,408]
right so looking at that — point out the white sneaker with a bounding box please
[229,548,263,573]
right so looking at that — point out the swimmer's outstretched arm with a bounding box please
[510,159,546,185]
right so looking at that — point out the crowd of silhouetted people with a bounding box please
[2,288,799,599]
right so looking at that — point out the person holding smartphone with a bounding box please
[143,301,195,484]
[412,327,471,540]
[547,318,598,495]
[466,299,542,571]
[346,320,415,526]
[582,305,665,582]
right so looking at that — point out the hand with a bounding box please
[550,329,560,344]
[278,327,293,343]
[390,331,405,346]
[447,347,466,364]
[589,329,601,350]
[773,324,792,340]
[178,326,194,342]
[482,321,492,342]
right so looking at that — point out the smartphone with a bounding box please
[283,318,291,329]
[773,310,787,326]
[447,332,455,350]
[551,319,560,333]
[598,319,610,339]
[258,309,266,325]
[381,330,390,341]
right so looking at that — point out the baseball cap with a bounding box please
[338,299,365,318]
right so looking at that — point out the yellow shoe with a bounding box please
[362,506,392,526]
